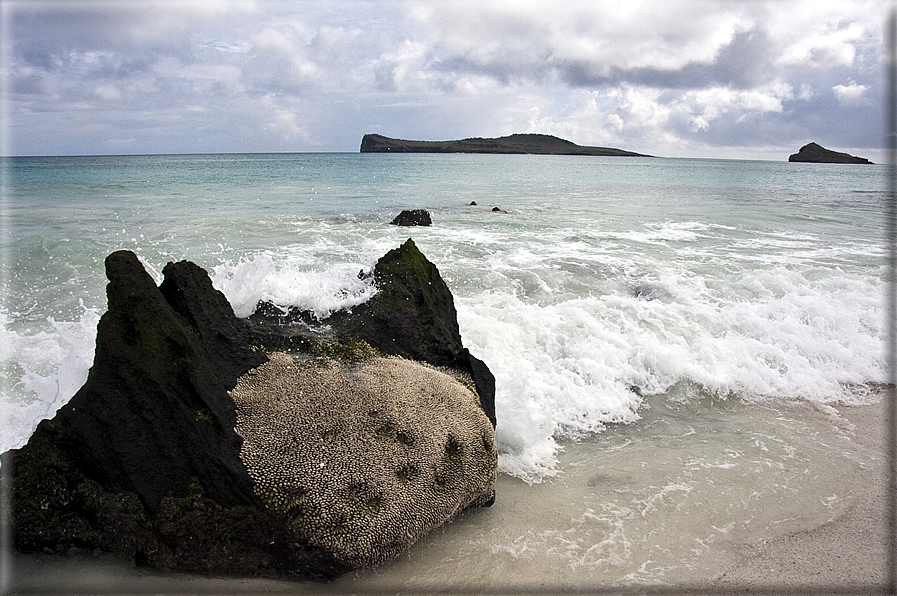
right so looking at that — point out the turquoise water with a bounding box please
[1,153,888,483]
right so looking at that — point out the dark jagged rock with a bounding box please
[2,251,349,579]
[325,239,496,427]
[361,132,650,157]
[249,239,496,427]
[245,300,320,353]
[159,259,266,387]
[41,251,262,512]
[390,209,432,226]
[788,142,873,164]
[4,243,497,579]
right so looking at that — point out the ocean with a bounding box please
[1,152,889,588]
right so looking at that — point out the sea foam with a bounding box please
[2,154,886,490]
[212,250,380,320]
[0,303,100,453]
[1,244,883,485]
[448,234,885,483]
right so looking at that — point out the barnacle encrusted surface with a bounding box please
[232,351,497,569]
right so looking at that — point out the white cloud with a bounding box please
[262,95,308,142]
[484,78,797,155]
[203,40,253,53]
[93,84,121,101]
[777,22,864,68]
[832,79,870,106]
[677,84,790,131]
[374,40,431,92]
[251,24,314,55]
[179,63,243,87]
[490,86,673,149]
[403,0,752,74]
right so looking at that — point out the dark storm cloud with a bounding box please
[11,3,198,66]
[557,29,777,90]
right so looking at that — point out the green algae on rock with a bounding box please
[327,238,497,427]
[2,251,348,580]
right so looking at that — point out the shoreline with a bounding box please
[706,398,890,592]
[6,398,891,594]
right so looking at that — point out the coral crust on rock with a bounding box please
[233,352,496,568]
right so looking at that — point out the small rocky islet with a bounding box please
[787,142,873,164]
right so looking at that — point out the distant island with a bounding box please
[788,142,872,164]
[360,133,651,157]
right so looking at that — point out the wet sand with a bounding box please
[4,398,891,595]
[707,398,891,594]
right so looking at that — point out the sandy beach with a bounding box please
[707,398,891,594]
[5,395,891,595]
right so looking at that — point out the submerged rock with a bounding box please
[788,142,873,164]
[390,209,432,226]
[3,242,496,580]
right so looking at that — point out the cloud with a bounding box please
[262,95,309,141]
[203,40,253,53]
[778,22,864,68]
[93,84,122,101]
[405,0,749,75]
[832,79,870,106]
[488,79,795,156]
[3,0,888,158]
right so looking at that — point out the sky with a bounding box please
[1,0,891,160]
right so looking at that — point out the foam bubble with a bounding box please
[0,302,100,452]
[454,252,884,483]
[211,251,379,319]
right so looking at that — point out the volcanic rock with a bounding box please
[3,242,497,580]
[361,133,650,157]
[325,239,496,427]
[3,251,346,579]
[390,209,432,226]
[788,142,873,164]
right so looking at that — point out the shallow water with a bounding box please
[323,393,881,591]
[3,155,886,481]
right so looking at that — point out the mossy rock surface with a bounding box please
[327,239,496,426]
[3,251,346,580]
